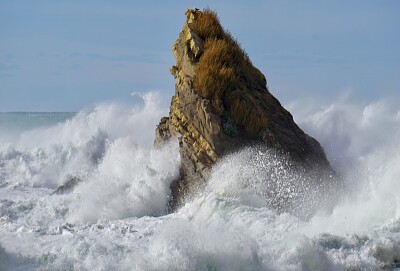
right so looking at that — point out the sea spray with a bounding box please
[0,92,168,188]
[67,138,180,223]
[287,97,400,173]
[206,147,338,218]
[1,93,400,270]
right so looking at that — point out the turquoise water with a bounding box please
[0,112,75,143]
[0,112,75,131]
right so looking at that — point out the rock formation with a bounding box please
[53,176,81,195]
[156,9,336,209]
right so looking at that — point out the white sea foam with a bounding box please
[66,138,180,224]
[0,92,168,188]
[287,97,400,173]
[1,93,400,270]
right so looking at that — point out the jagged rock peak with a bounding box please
[155,8,335,209]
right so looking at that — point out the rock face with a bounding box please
[53,176,81,195]
[156,9,335,209]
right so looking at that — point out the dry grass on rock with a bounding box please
[191,9,268,135]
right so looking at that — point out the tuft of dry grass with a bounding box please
[190,9,225,40]
[191,9,268,135]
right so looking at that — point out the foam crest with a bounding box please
[0,92,181,224]
[0,92,168,188]
[287,98,400,172]
[305,146,400,236]
[15,92,166,149]
[206,147,335,218]
[67,139,179,223]
[285,97,400,235]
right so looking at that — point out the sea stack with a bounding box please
[155,9,335,209]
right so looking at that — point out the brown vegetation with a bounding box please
[191,9,268,135]
[190,9,225,40]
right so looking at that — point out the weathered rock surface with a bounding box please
[53,176,81,195]
[156,9,336,209]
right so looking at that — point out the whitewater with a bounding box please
[1,92,400,271]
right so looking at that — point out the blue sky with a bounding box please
[0,1,399,111]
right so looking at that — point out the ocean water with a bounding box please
[0,92,400,271]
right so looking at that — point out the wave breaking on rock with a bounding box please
[155,9,339,211]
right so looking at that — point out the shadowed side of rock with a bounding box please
[53,176,81,195]
[156,9,337,211]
